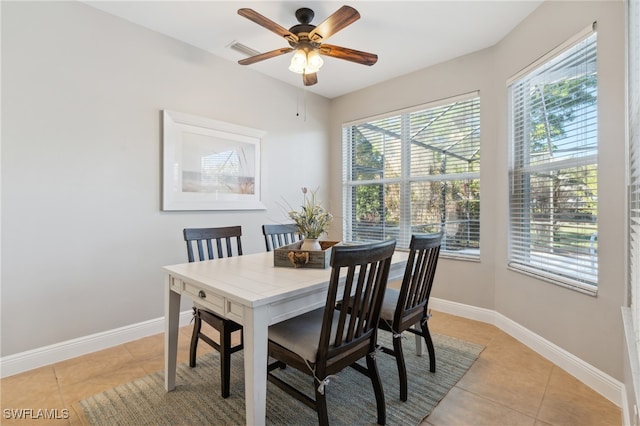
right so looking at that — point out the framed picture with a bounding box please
[162,110,266,211]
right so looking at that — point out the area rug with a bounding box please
[79,331,483,425]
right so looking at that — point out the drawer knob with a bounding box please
[198,290,206,299]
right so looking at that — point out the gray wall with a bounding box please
[329,1,626,380]
[1,1,331,356]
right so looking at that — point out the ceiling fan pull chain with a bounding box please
[296,88,307,121]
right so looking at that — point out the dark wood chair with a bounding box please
[378,233,443,401]
[262,223,301,252]
[183,226,244,399]
[267,239,397,426]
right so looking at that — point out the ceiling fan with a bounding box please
[237,5,378,86]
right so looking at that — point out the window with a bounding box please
[342,93,480,256]
[508,27,598,293]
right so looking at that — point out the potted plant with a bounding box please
[288,187,333,250]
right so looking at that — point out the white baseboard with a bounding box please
[429,297,624,407]
[0,310,193,378]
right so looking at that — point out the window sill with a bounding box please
[507,264,597,296]
[440,251,480,262]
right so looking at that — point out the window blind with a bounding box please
[508,31,598,292]
[628,0,640,346]
[343,94,480,255]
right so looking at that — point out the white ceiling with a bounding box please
[83,1,542,99]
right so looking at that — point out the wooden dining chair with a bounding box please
[262,223,301,252]
[267,239,397,426]
[183,226,244,399]
[378,232,443,402]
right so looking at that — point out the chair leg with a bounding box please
[189,309,201,368]
[367,353,386,425]
[220,322,231,398]
[421,321,436,373]
[414,326,423,357]
[315,379,330,426]
[392,333,408,402]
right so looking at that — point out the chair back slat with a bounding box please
[262,223,301,252]
[395,233,442,324]
[351,265,368,340]
[183,226,243,263]
[318,240,396,363]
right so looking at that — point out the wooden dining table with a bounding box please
[163,249,408,426]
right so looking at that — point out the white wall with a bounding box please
[1,1,331,356]
[329,1,626,380]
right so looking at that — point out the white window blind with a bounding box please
[342,94,480,255]
[508,29,598,292]
[628,0,640,347]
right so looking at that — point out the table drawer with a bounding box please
[184,282,225,315]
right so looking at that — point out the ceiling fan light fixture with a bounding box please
[288,48,307,74]
[288,47,324,75]
[306,49,323,73]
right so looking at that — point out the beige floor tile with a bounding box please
[537,367,621,426]
[1,412,71,426]
[53,345,135,387]
[138,354,167,375]
[124,325,194,361]
[58,364,148,407]
[454,333,553,417]
[1,366,69,425]
[138,348,193,375]
[425,386,537,426]
[1,365,61,409]
[123,332,165,360]
[429,310,499,346]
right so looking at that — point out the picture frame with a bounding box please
[162,110,266,211]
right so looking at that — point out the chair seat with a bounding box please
[340,289,400,328]
[269,308,342,363]
[342,287,400,324]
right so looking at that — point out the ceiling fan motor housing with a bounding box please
[295,8,314,24]
[289,8,317,47]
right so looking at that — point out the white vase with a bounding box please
[301,238,322,251]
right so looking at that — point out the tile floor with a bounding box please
[0,311,621,426]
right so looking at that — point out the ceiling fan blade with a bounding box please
[238,47,294,65]
[308,5,360,43]
[238,8,298,43]
[319,44,378,66]
[303,72,318,86]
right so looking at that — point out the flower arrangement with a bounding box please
[288,187,333,239]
